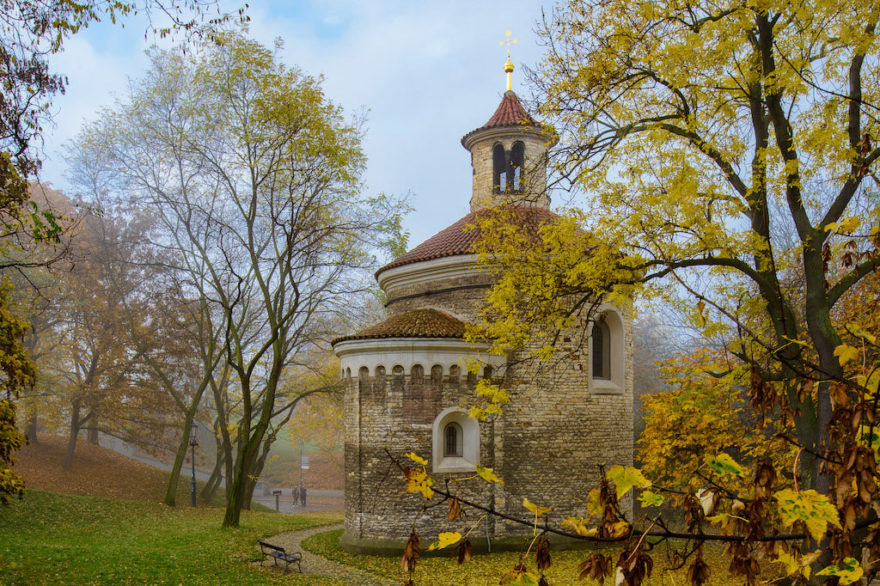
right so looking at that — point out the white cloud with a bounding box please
[39,0,552,247]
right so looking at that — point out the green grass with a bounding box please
[0,490,341,585]
[302,528,783,585]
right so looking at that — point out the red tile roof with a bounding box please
[377,205,558,275]
[483,91,538,129]
[332,308,466,344]
[460,91,541,147]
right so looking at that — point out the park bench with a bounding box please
[258,540,302,573]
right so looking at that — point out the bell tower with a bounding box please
[461,36,556,212]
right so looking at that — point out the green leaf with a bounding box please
[817,558,864,585]
[638,490,664,507]
[606,465,651,500]
[705,453,743,477]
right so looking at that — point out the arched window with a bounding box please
[492,144,506,193]
[432,408,479,473]
[592,320,610,380]
[590,308,625,394]
[509,141,525,192]
[444,422,463,457]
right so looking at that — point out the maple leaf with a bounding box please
[605,465,651,500]
[816,557,864,585]
[705,453,743,477]
[404,468,434,499]
[638,490,664,507]
[834,344,860,366]
[774,489,841,542]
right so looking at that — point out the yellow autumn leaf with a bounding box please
[846,323,877,344]
[405,467,434,499]
[825,216,861,234]
[428,531,462,551]
[834,344,860,366]
[772,548,821,579]
[775,489,841,542]
[585,488,604,517]
[606,465,651,500]
[476,464,504,485]
[404,452,427,466]
[523,497,552,517]
[561,516,597,537]
[706,513,731,530]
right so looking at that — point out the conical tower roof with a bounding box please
[461,90,541,146]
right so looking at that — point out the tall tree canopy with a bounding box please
[513,0,880,486]
[71,34,404,526]
[450,1,880,580]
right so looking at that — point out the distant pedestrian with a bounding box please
[300,485,307,507]
[292,486,299,506]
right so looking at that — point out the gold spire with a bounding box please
[500,30,517,91]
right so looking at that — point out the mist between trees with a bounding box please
[16,32,406,527]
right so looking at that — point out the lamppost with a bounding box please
[298,439,304,493]
[189,421,199,508]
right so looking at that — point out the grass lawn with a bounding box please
[0,490,343,585]
[302,528,784,585]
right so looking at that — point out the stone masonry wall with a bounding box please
[342,306,634,544]
[468,130,551,212]
[384,272,491,320]
[344,366,499,541]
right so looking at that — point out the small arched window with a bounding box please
[593,319,611,380]
[509,141,525,192]
[444,422,463,457]
[492,144,506,193]
[432,407,479,473]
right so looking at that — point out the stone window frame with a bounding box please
[590,306,625,394]
[432,407,478,473]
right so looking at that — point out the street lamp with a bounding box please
[298,439,304,494]
[189,421,199,508]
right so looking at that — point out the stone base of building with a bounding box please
[339,529,606,557]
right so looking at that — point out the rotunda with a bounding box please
[332,63,633,553]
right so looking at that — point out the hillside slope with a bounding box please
[13,435,195,503]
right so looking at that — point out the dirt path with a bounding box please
[264,523,394,585]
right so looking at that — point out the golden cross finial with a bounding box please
[500,30,518,91]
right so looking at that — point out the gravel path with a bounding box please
[263,523,395,585]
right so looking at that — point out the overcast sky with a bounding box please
[40,0,554,254]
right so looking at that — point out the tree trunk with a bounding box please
[200,444,224,503]
[164,410,198,507]
[242,432,277,509]
[63,398,81,471]
[87,420,99,445]
[24,407,38,445]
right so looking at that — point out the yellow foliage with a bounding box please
[640,348,794,493]
[605,465,651,500]
[774,489,842,542]
[475,464,504,485]
[428,531,461,551]
[405,467,434,500]
[522,497,552,518]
